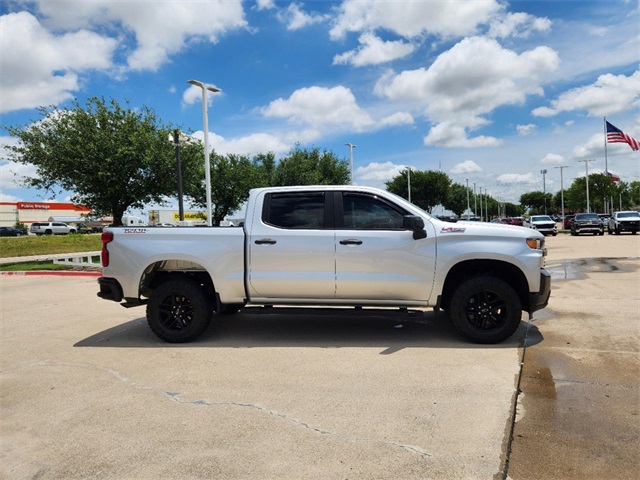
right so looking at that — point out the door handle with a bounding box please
[255,238,277,245]
[339,239,363,245]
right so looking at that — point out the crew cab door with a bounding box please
[247,191,335,300]
[335,192,435,302]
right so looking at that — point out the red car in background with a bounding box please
[563,215,575,229]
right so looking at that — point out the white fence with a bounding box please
[52,251,101,267]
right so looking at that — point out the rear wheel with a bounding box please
[146,277,213,343]
[448,276,522,344]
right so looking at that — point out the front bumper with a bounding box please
[528,269,551,314]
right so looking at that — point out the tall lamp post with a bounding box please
[345,143,357,185]
[188,79,220,226]
[465,179,470,219]
[406,167,413,203]
[578,159,595,213]
[540,169,547,215]
[554,165,569,225]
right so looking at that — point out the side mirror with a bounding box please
[403,215,427,240]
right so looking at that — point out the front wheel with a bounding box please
[448,276,522,344]
[146,277,213,343]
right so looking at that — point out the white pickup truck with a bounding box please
[98,186,550,344]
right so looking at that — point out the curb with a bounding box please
[0,270,102,277]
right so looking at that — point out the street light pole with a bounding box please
[188,79,221,226]
[345,143,357,185]
[473,182,477,219]
[577,159,595,213]
[554,165,569,225]
[465,179,470,219]
[406,167,412,203]
[540,169,547,215]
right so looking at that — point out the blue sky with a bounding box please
[1,0,639,213]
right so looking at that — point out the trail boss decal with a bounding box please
[441,227,466,233]
[123,228,147,234]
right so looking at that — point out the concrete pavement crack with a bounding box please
[28,360,433,460]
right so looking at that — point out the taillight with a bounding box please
[101,232,114,266]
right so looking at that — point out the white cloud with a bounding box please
[0,12,116,113]
[450,160,483,175]
[540,153,566,165]
[375,36,559,147]
[379,112,414,127]
[190,131,290,157]
[333,33,415,67]
[497,172,539,185]
[330,0,502,40]
[278,3,328,31]
[532,70,640,117]
[255,0,276,10]
[29,0,247,71]
[0,161,38,190]
[182,85,222,108]
[262,86,375,131]
[488,12,551,39]
[517,124,537,136]
[356,162,406,182]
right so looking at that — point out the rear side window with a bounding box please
[263,192,325,229]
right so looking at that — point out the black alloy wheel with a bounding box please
[448,276,522,344]
[146,277,213,343]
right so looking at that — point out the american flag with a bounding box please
[607,171,621,182]
[606,121,640,151]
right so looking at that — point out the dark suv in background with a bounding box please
[571,213,604,236]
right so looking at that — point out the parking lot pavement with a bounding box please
[0,234,638,479]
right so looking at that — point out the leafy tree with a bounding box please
[564,173,616,212]
[627,181,640,208]
[519,191,553,215]
[442,182,471,217]
[504,202,523,217]
[4,97,201,226]
[186,150,263,226]
[271,145,350,186]
[386,169,451,213]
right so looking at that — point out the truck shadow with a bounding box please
[75,307,543,352]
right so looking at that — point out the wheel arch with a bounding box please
[439,259,529,312]
[138,259,217,305]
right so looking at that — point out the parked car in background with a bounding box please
[29,222,77,235]
[501,217,524,226]
[607,211,640,235]
[563,215,575,229]
[524,215,557,236]
[0,226,26,237]
[597,214,610,226]
[571,213,604,236]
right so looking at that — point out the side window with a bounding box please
[264,193,325,229]
[342,193,406,229]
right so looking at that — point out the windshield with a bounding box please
[619,212,640,218]
[531,216,553,222]
[576,214,598,220]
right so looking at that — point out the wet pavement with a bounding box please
[507,255,639,479]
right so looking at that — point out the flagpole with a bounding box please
[604,117,608,176]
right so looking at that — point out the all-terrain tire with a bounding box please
[146,277,213,343]
[448,276,522,344]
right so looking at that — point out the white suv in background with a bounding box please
[524,215,558,236]
[29,222,77,235]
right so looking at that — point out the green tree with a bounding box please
[271,145,350,186]
[186,150,263,226]
[386,169,451,213]
[519,191,553,215]
[4,97,200,226]
[442,182,471,217]
[564,174,616,212]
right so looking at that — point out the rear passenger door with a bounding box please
[247,191,336,300]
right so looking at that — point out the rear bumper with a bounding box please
[97,277,123,302]
[528,269,551,314]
